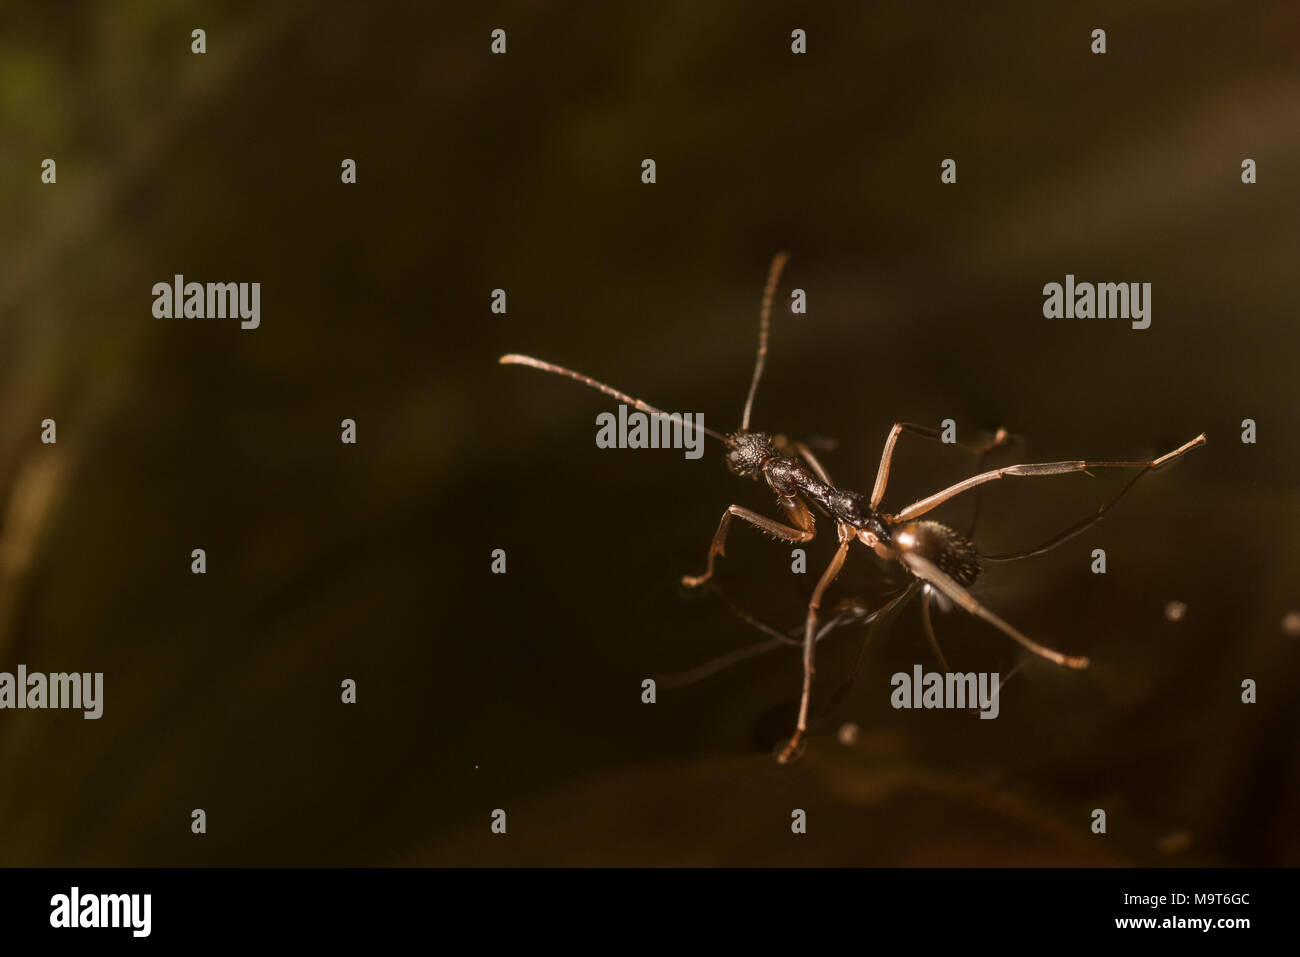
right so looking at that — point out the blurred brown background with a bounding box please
[0,1,1296,865]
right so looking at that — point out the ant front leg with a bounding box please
[681,496,815,588]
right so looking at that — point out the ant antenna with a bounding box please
[740,251,789,431]
[499,354,727,442]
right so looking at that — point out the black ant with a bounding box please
[501,253,1206,763]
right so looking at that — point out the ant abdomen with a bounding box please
[890,520,981,587]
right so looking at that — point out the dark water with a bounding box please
[0,2,1296,865]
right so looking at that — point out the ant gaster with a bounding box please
[501,253,1206,763]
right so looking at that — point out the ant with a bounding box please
[501,253,1206,764]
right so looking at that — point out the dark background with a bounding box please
[0,1,1296,865]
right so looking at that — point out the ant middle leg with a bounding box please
[681,498,815,588]
[777,522,854,764]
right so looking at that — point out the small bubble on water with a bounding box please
[1283,611,1300,638]
[837,722,859,746]
[1164,600,1188,623]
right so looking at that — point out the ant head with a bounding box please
[725,431,777,477]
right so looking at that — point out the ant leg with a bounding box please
[900,551,1089,669]
[927,598,1029,716]
[966,430,1022,537]
[920,585,952,673]
[982,470,1147,562]
[921,583,1002,714]
[893,434,1206,523]
[777,524,853,764]
[823,581,921,714]
[707,585,801,645]
[870,423,1011,509]
[657,634,787,691]
[924,584,1018,717]
[658,585,871,692]
[681,499,814,588]
[748,591,910,647]
[817,595,884,640]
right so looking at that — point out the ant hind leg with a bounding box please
[900,551,1089,670]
